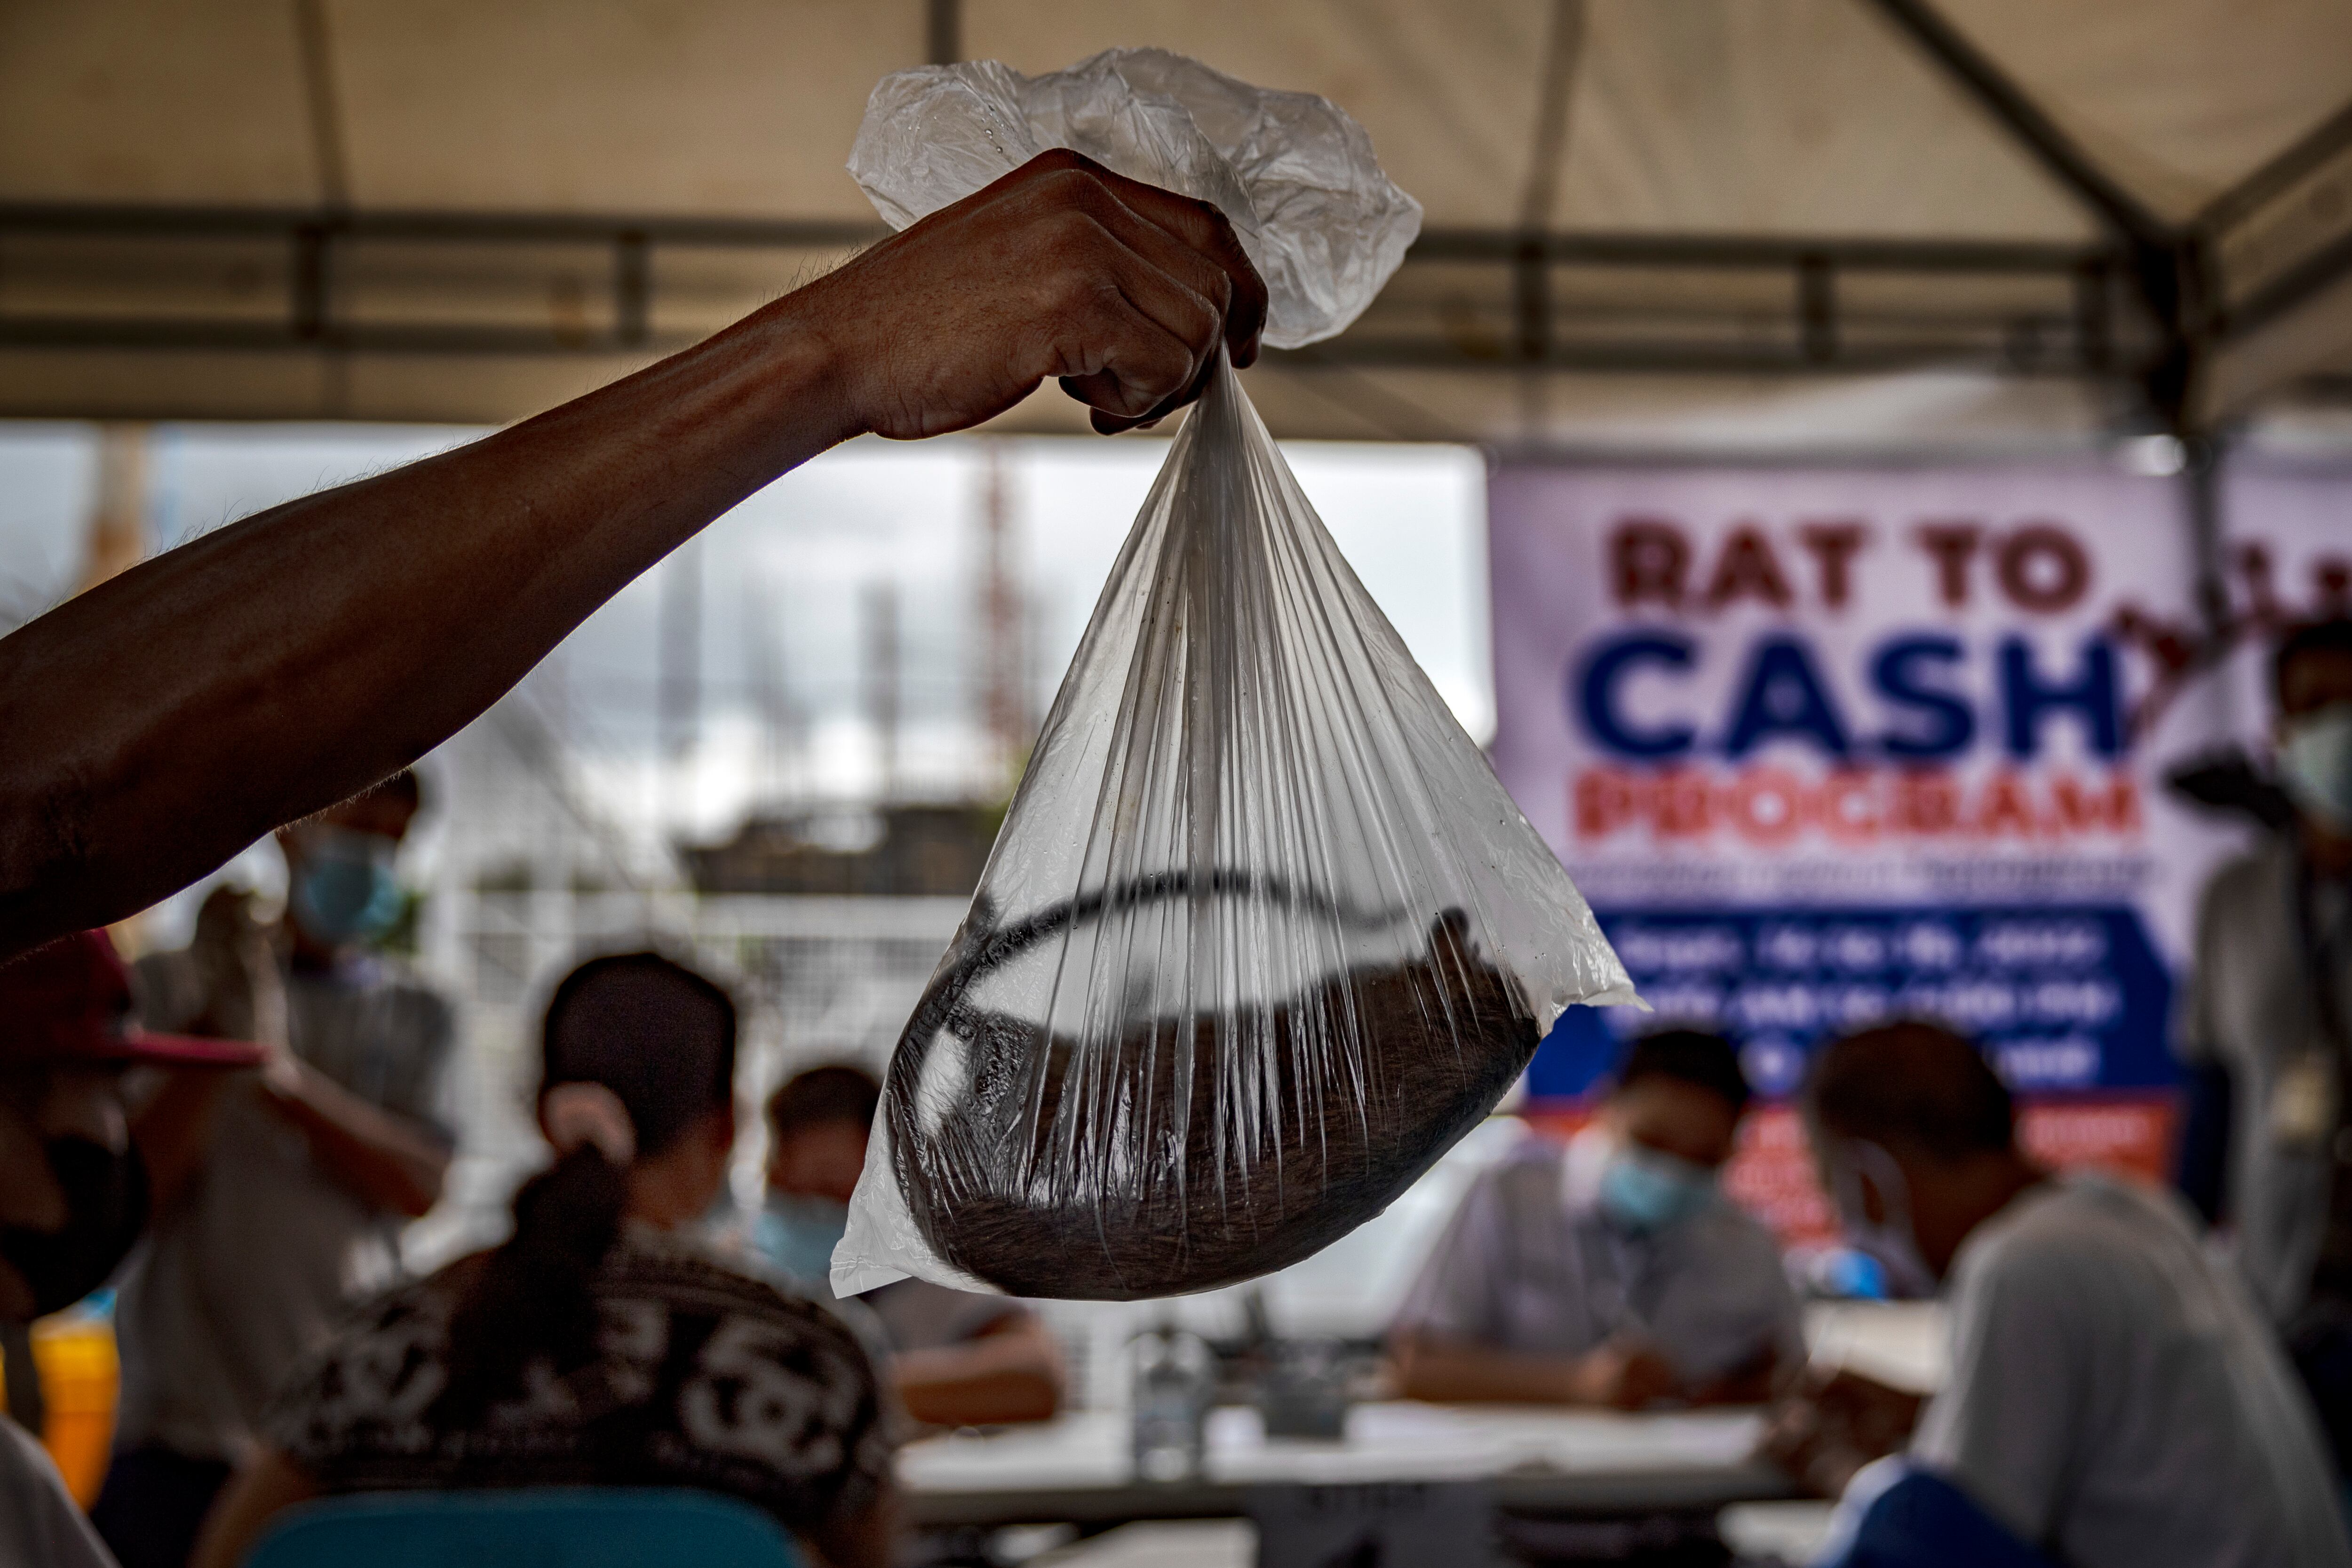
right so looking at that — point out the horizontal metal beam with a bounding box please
[0,201,2149,386]
[2,201,2117,272]
[0,201,885,249]
[0,318,691,357]
[1412,227,2109,273]
[1269,339,2094,378]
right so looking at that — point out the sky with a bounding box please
[0,416,1492,845]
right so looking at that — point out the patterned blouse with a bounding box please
[264,1226,890,1542]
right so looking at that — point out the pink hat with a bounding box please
[2,931,267,1068]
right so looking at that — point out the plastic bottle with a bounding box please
[1129,1323,1215,1483]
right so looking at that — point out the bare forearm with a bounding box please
[1391,1336,1581,1405]
[129,1071,236,1214]
[191,1449,319,1568]
[0,306,842,959]
[0,152,1265,962]
[813,1484,901,1568]
[893,1317,1064,1426]
[268,1064,453,1218]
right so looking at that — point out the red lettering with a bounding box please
[1796,521,1871,609]
[1611,518,1689,608]
[1727,768,1805,845]
[1914,523,1982,607]
[1996,524,2091,613]
[1814,770,1881,842]
[1976,771,2039,837]
[1891,771,1961,833]
[2049,772,2141,834]
[1651,769,1714,837]
[1574,770,1637,838]
[1704,526,1794,610]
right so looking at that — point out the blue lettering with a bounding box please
[1576,632,1697,757]
[1871,635,1975,759]
[2001,635,2122,759]
[1724,636,1851,759]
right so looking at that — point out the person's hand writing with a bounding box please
[1758,1365,1925,1497]
[1564,1339,1681,1410]
[794,149,1269,440]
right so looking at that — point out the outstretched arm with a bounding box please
[1391,1330,1683,1409]
[0,151,1264,960]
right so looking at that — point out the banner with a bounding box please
[1488,462,2268,1241]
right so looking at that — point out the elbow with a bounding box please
[392,1153,453,1219]
[1385,1335,1434,1400]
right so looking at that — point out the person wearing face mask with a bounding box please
[1387,1029,1801,1409]
[1768,1019,2350,1568]
[2175,618,2352,1472]
[91,770,458,1568]
[752,1065,1064,1428]
[191,952,897,1568]
[0,931,263,1568]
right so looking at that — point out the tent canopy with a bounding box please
[3,0,2347,443]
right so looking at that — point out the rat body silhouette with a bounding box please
[886,887,1537,1298]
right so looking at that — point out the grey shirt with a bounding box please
[115,950,455,1460]
[1388,1132,1802,1385]
[864,1278,1025,1355]
[0,1417,116,1568]
[1913,1173,2351,1568]
[2180,839,2352,1320]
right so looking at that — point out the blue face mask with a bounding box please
[289,827,404,947]
[1597,1143,1716,1235]
[755,1194,849,1291]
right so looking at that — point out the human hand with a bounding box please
[792,149,1268,440]
[1757,1366,1925,1497]
[1565,1339,1681,1410]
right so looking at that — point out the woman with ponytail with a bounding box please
[193,953,895,1568]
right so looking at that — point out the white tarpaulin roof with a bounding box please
[2,0,2347,443]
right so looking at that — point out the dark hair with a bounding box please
[1615,1027,1751,1114]
[1803,1019,2013,1161]
[2275,618,2352,702]
[766,1063,881,1144]
[437,952,736,1423]
[372,767,424,813]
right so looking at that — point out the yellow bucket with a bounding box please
[6,1313,121,1508]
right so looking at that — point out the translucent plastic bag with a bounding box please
[835,51,1639,1301]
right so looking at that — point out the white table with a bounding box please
[900,1402,1791,1528]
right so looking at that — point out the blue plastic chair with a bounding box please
[243,1488,803,1568]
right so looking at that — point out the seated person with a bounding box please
[1770,1019,2351,1568]
[754,1065,1064,1427]
[192,954,895,1568]
[1388,1028,1801,1408]
[0,931,265,1568]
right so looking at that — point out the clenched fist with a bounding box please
[790,149,1269,439]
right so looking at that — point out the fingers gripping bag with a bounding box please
[835,50,1641,1301]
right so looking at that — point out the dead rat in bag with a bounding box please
[885,881,1539,1298]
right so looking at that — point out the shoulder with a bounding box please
[1483,1138,1569,1203]
[0,1419,112,1568]
[2198,842,2292,924]
[866,1277,1024,1352]
[605,1233,876,1369]
[1685,1195,1787,1262]
[1949,1178,2177,1307]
